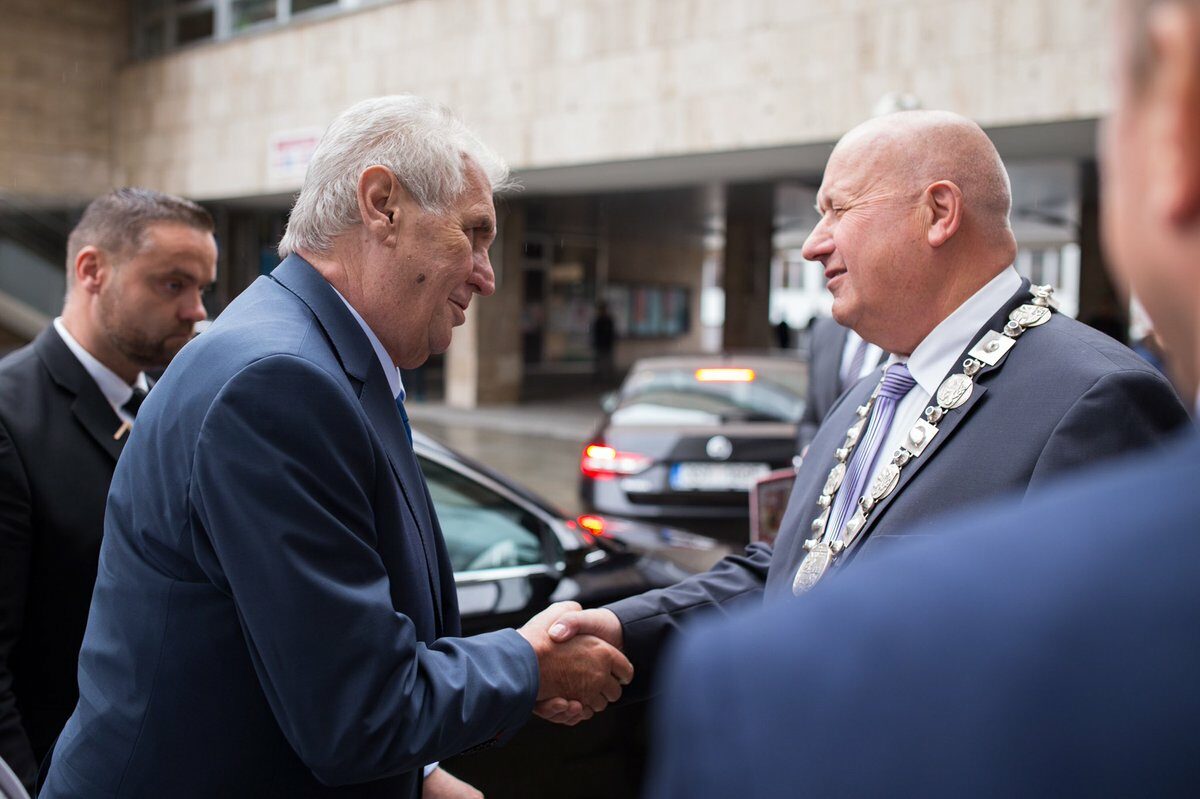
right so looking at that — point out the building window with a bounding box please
[134,0,386,59]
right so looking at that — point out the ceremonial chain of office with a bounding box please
[793,284,1059,595]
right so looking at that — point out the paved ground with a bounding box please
[407,395,605,517]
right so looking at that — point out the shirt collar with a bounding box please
[329,286,404,401]
[53,317,148,410]
[891,266,1023,396]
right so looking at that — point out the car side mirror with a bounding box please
[600,391,619,414]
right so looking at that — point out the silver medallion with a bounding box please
[793,542,834,595]
[869,462,901,503]
[845,418,866,445]
[968,330,1016,366]
[1010,303,1051,328]
[936,373,974,409]
[904,419,939,458]
[823,462,847,495]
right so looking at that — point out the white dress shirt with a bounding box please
[330,287,406,403]
[330,284,432,778]
[53,317,149,426]
[861,267,1023,494]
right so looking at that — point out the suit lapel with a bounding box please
[848,280,1032,547]
[34,327,124,461]
[270,255,446,632]
[360,376,446,630]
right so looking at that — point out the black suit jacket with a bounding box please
[0,326,127,790]
[796,318,885,453]
[609,281,1189,694]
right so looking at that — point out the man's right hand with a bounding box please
[517,602,632,718]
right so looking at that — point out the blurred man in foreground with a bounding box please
[541,109,1186,723]
[648,1,1200,795]
[41,96,630,798]
[0,189,215,791]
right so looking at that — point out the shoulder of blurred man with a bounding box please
[0,325,123,791]
[648,427,1200,799]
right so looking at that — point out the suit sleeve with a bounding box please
[0,418,37,791]
[188,355,538,787]
[1029,368,1189,485]
[644,627,745,799]
[604,543,771,699]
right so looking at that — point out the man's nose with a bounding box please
[472,251,496,297]
[802,216,834,262]
[181,292,208,323]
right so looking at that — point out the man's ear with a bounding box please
[1147,2,1200,226]
[74,245,107,295]
[924,180,963,248]
[356,165,406,244]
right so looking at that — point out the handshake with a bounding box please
[516,602,627,727]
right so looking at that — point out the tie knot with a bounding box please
[877,363,916,401]
[123,387,148,418]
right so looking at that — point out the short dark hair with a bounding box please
[66,188,214,282]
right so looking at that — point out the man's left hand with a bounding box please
[424,767,484,799]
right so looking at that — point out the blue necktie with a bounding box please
[396,397,413,446]
[827,363,917,539]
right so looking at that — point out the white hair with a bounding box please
[278,95,511,258]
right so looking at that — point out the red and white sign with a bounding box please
[267,128,324,184]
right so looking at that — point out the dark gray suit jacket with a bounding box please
[608,281,1189,693]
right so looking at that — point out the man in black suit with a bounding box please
[0,188,217,790]
[795,317,885,455]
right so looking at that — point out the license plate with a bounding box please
[669,462,771,491]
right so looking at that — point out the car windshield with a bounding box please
[611,363,805,425]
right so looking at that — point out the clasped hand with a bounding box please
[516,602,628,727]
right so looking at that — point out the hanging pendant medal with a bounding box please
[793,541,834,594]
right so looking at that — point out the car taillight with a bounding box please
[694,367,756,383]
[581,443,651,479]
[576,514,609,538]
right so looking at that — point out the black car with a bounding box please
[579,354,807,542]
[412,431,727,798]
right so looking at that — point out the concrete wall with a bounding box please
[0,0,127,201]
[111,0,1114,200]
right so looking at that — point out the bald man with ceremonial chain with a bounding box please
[534,109,1188,724]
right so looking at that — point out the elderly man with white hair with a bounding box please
[40,95,631,799]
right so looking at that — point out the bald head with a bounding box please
[832,110,1015,247]
[804,110,1020,354]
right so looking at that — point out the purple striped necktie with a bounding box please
[827,363,917,540]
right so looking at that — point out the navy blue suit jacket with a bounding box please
[608,282,1188,695]
[42,256,538,798]
[648,428,1200,798]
